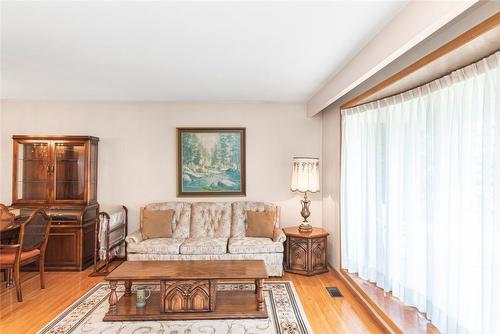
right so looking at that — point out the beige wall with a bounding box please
[0,101,322,232]
[321,103,341,269]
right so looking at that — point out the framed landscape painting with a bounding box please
[177,128,246,196]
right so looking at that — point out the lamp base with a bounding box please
[299,192,312,233]
[298,222,313,232]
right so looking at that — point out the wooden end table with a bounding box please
[283,226,329,276]
[103,260,268,321]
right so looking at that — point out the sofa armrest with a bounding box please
[273,228,286,243]
[125,230,143,244]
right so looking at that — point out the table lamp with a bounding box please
[290,157,320,232]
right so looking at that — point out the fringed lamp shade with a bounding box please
[290,157,320,193]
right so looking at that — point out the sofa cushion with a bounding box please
[245,210,276,238]
[143,202,191,239]
[180,238,228,255]
[127,238,184,255]
[190,203,232,238]
[228,237,284,254]
[232,202,280,238]
[142,209,174,239]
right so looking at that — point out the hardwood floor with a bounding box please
[272,271,385,334]
[346,271,440,334]
[0,265,384,334]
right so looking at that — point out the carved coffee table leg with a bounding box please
[108,280,118,313]
[124,280,132,296]
[256,279,264,311]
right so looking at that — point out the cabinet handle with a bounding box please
[51,165,55,173]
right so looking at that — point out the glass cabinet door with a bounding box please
[15,141,50,201]
[54,142,85,201]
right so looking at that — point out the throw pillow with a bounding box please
[245,210,276,238]
[142,209,174,239]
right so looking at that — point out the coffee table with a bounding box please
[103,260,268,321]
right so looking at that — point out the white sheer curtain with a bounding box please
[341,51,500,334]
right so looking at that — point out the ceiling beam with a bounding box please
[340,12,500,110]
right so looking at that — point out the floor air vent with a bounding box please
[326,287,343,297]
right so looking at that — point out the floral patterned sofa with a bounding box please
[125,201,286,276]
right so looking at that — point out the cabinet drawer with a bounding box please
[50,219,80,226]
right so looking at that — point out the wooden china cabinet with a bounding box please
[11,135,99,271]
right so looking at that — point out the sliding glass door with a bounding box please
[341,51,499,334]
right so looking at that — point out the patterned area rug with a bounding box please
[38,281,312,334]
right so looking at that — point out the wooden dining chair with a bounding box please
[0,208,51,302]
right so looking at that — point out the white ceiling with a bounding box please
[1,1,407,102]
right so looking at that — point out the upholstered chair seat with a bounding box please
[0,248,40,265]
